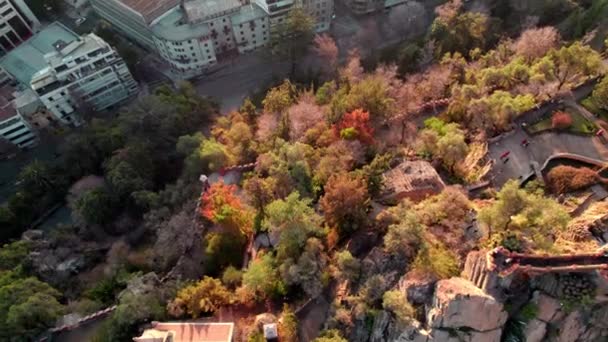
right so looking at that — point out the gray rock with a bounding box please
[524,319,547,342]
[22,229,44,241]
[398,272,436,305]
[427,277,508,332]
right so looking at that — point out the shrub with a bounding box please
[551,111,572,130]
[546,165,598,194]
[221,266,243,288]
[167,277,232,318]
[382,290,415,324]
[412,242,459,279]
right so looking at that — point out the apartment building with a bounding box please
[253,0,332,31]
[0,22,138,126]
[0,86,37,149]
[91,0,331,79]
[345,0,406,14]
[0,0,41,54]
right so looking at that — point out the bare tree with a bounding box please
[313,34,338,72]
[513,26,560,61]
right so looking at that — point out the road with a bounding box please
[192,0,436,113]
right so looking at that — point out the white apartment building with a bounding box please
[0,87,37,148]
[344,0,406,15]
[91,0,331,80]
[253,0,332,32]
[0,22,138,126]
[31,35,139,126]
[150,0,270,78]
[0,0,41,54]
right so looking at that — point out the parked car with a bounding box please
[75,17,87,26]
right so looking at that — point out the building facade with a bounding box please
[0,0,40,54]
[30,34,139,126]
[0,22,138,126]
[345,0,406,15]
[91,0,332,79]
[0,87,37,149]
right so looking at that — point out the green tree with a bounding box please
[74,188,117,225]
[242,254,281,300]
[417,119,469,171]
[221,266,243,288]
[537,42,602,90]
[270,8,315,75]
[263,192,323,260]
[478,180,570,250]
[334,250,361,282]
[384,211,425,258]
[412,242,459,279]
[592,76,608,110]
[199,137,234,172]
[429,1,493,57]
[279,304,299,342]
[0,241,30,271]
[313,329,348,342]
[330,76,395,123]
[263,80,297,114]
[0,277,65,339]
[382,290,415,324]
[204,232,247,275]
[168,277,233,318]
[16,160,55,196]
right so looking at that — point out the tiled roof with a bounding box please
[134,322,234,342]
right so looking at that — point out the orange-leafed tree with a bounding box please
[333,109,375,144]
[320,173,370,238]
[551,111,572,130]
[200,181,251,234]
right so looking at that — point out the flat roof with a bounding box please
[184,0,241,23]
[121,0,180,23]
[231,3,267,25]
[134,322,234,342]
[0,22,79,85]
[151,6,210,41]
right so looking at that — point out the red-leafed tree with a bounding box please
[200,182,251,233]
[333,109,375,144]
[551,111,572,130]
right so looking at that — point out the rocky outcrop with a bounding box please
[25,229,108,289]
[427,277,508,332]
[398,272,436,305]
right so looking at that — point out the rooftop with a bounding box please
[121,0,180,23]
[151,6,211,41]
[184,0,242,23]
[231,3,267,25]
[133,322,234,342]
[382,160,445,196]
[0,22,79,85]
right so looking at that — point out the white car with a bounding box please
[75,17,87,26]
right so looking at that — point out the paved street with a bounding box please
[194,51,290,113]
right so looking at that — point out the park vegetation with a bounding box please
[2,1,608,340]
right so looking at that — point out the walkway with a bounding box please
[488,129,608,186]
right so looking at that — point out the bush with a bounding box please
[551,111,573,130]
[221,266,243,288]
[382,290,415,324]
[546,165,598,194]
[412,242,459,279]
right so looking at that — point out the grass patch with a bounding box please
[528,108,596,135]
